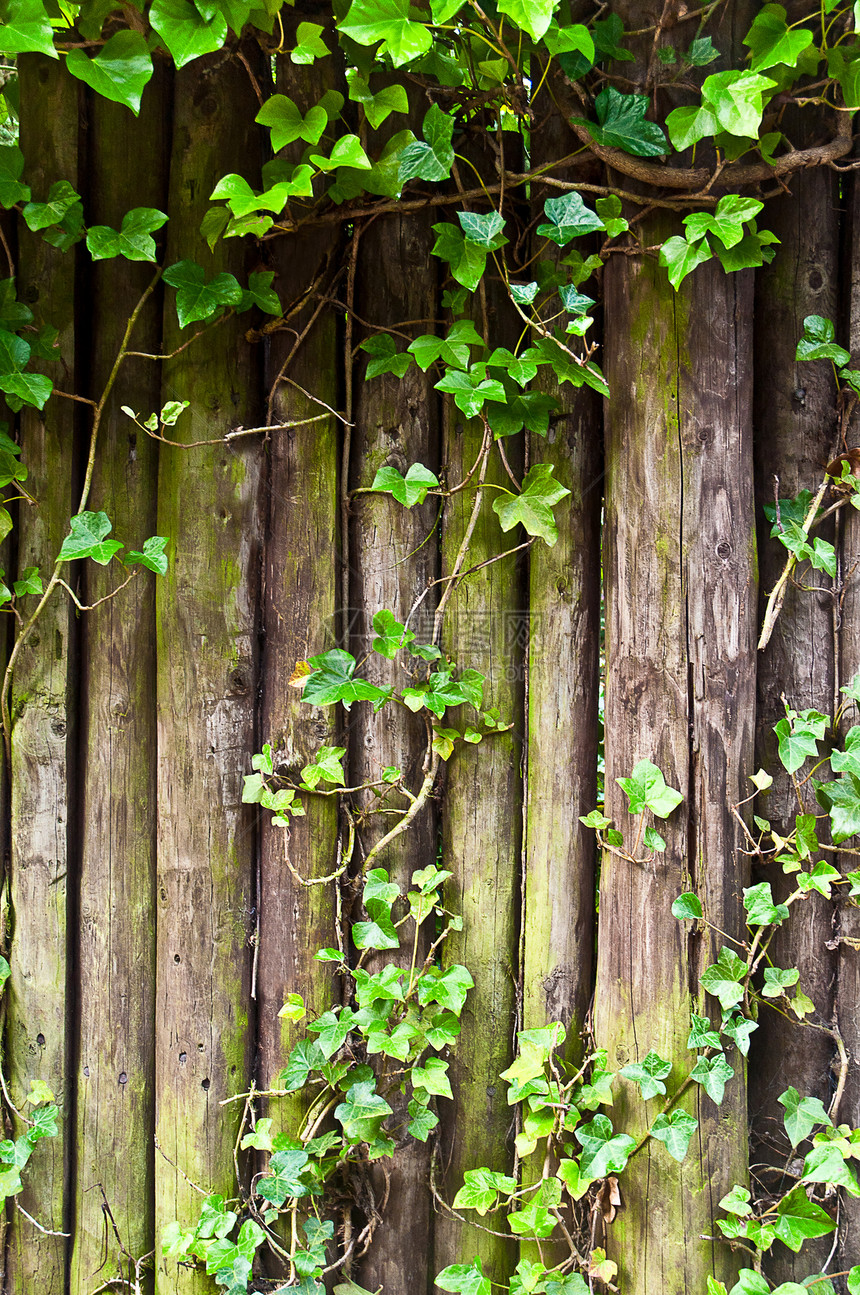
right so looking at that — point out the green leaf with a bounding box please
[801,1143,860,1197]
[302,647,391,711]
[255,94,327,149]
[412,1057,452,1099]
[23,180,81,232]
[13,567,41,598]
[435,1258,491,1295]
[536,192,604,246]
[458,209,505,249]
[659,235,712,290]
[398,103,454,182]
[778,1087,832,1147]
[123,535,169,575]
[58,512,123,566]
[688,36,719,65]
[86,206,168,262]
[649,1109,698,1161]
[310,135,371,173]
[0,147,28,209]
[817,775,860,843]
[617,759,683,818]
[452,1168,516,1215]
[796,314,851,366]
[335,1079,392,1144]
[690,1053,734,1105]
[66,30,154,114]
[671,892,702,921]
[665,104,719,151]
[720,1012,757,1056]
[432,222,498,292]
[762,966,799,999]
[496,0,553,42]
[346,72,407,128]
[339,0,432,66]
[684,196,764,250]
[774,713,824,774]
[353,898,400,950]
[507,1177,562,1238]
[620,1050,671,1100]
[360,334,411,380]
[292,20,329,63]
[719,1185,752,1216]
[744,5,813,73]
[572,87,668,157]
[688,1013,721,1050]
[742,881,789,927]
[371,609,414,658]
[492,462,571,547]
[772,1184,835,1252]
[149,0,227,68]
[300,744,346,789]
[595,194,628,239]
[257,1148,312,1205]
[575,1114,635,1179]
[701,70,777,139]
[0,0,56,56]
[369,462,439,506]
[700,947,747,1011]
[416,964,473,1014]
[162,260,242,328]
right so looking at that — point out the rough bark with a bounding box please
[71,72,169,1290]
[751,166,840,1283]
[5,53,80,1291]
[153,53,263,1294]
[597,240,754,1293]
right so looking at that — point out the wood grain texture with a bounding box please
[751,166,840,1285]
[5,54,80,1292]
[71,73,169,1290]
[153,53,263,1295]
[597,240,754,1294]
[350,199,440,1295]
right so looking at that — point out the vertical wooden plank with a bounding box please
[5,53,79,1291]
[433,314,523,1287]
[751,166,839,1284]
[832,161,860,1274]
[597,239,754,1293]
[350,195,440,1295]
[523,88,601,1060]
[154,52,263,1295]
[256,37,342,1159]
[71,70,169,1291]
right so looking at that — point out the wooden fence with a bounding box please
[3,35,859,1295]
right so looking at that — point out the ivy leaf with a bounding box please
[496,0,553,42]
[361,335,411,380]
[649,1109,698,1162]
[453,1168,516,1215]
[398,103,455,182]
[700,947,747,1011]
[66,30,154,114]
[688,1013,721,1050]
[163,260,242,328]
[432,222,503,291]
[774,711,825,774]
[620,1050,671,1100]
[435,1259,491,1295]
[369,463,439,506]
[335,1079,392,1144]
[831,726,860,778]
[595,194,628,239]
[240,271,281,316]
[816,775,860,844]
[796,315,851,366]
[744,5,813,73]
[617,759,683,818]
[458,210,505,249]
[572,88,668,158]
[416,964,473,1014]
[292,20,329,64]
[666,104,719,151]
[257,1149,312,1205]
[352,899,399,950]
[0,0,56,57]
[762,967,799,999]
[683,196,764,250]
[302,647,391,710]
[346,72,408,128]
[123,536,169,574]
[149,0,227,69]
[575,1115,635,1179]
[801,1144,860,1197]
[701,70,777,139]
[491,463,571,547]
[58,512,123,566]
[23,180,81,232]
[300,745,346,789]
[412,1057,452,1099]
[742,882,789,927]
[13,567,42,598]
[255,93,328,150]
[0,147,29,208]
[310,136,371,172]
[371,609,414,658]
[672,892,702,921]
[658,236,712,291]
[536,192,604,245]
[339,0,432,67]
[721,1012,757,1056]
[86,207,168,263]
[690,1053,734,1106]
[407,1099,438,1141]
[778,1087,832,1147]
